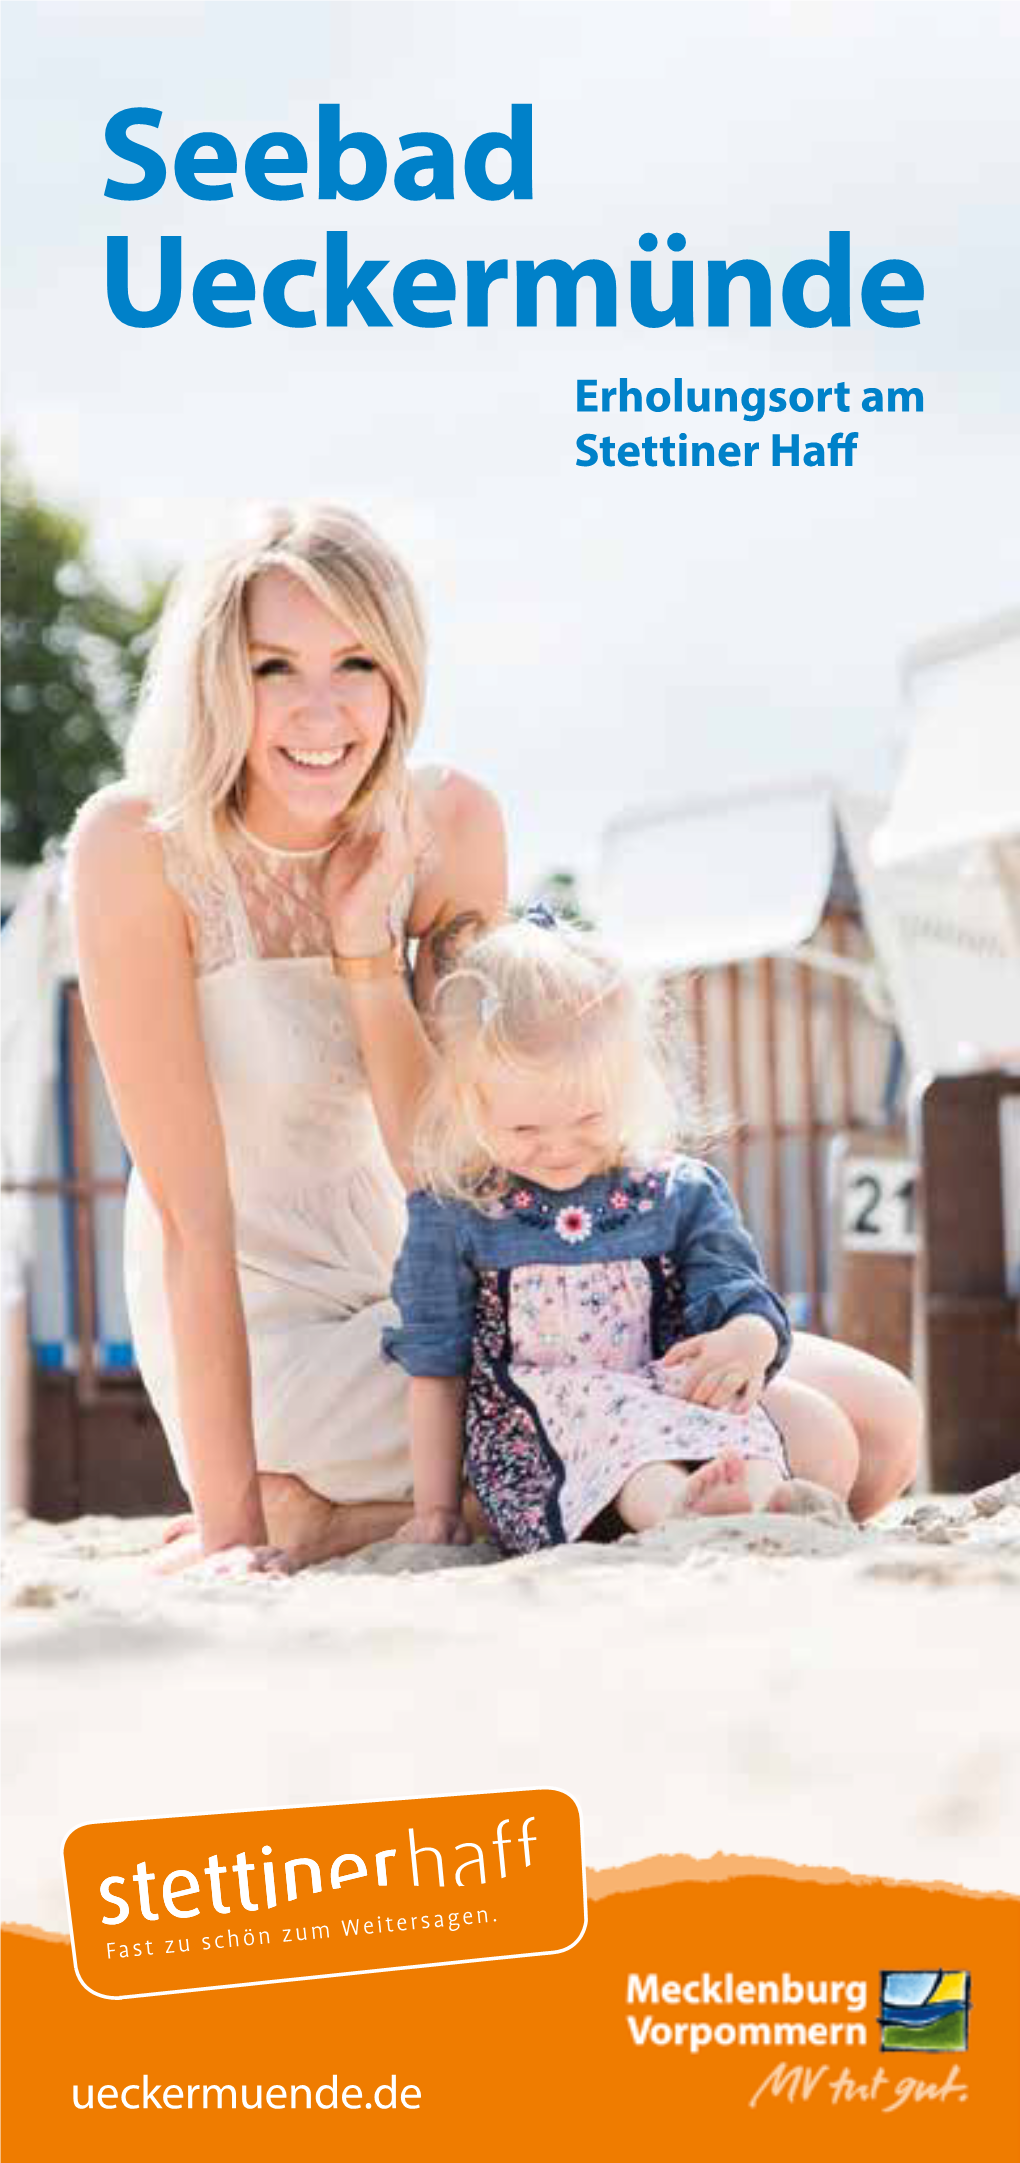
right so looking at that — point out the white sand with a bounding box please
[3,1478,1019,1933]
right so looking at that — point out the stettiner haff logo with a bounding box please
[879,1971,971,2052]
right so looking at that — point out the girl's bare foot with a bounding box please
[616,1462,691,1531]
[681,1448,760,1516]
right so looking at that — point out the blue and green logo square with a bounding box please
[879,1970,971,2052]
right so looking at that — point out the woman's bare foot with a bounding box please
[259,1474,408,1568]
[461,1488,492,1539]
[153,1482,410,1575]
[767,1478,854,1526]
[154,1481,489,1573]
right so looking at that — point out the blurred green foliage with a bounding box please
[527,868,594,928]
[1,446,167,862]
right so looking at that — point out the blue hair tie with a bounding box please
[522,900,559,931]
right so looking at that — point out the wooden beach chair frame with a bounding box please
[858,608,1020,1488]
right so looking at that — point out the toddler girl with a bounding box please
[383,910,857,1552]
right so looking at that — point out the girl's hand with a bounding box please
[394,1505,472,1547]
[656,1315,778,1413]
[323,784,436,957]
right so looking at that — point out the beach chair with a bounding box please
[597,778,840,975]
[854,609,1020,1486]
[595,781,904,1346]
[1,863,186,1517]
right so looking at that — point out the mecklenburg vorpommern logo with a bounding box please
[879,1971,971,2052]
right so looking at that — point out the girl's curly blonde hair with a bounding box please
[414,912,703,1201]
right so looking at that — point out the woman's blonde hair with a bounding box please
[414,913,702,1201]
[124,505,426,862]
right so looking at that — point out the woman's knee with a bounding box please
[787,1334,924,1497]
[872,1364,924,1482]
[842,1357,924,1491]
[766,1378,860,1498]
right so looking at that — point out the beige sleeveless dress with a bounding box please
[122,779,447,1506]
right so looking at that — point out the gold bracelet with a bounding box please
[331,944,405,982]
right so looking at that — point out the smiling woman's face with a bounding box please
[241,567,392,848]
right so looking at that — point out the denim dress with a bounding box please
[383,1156,791,1555]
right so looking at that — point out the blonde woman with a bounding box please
[70,506,507,1568]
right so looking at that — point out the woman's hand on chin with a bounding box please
[324,783,435,957]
